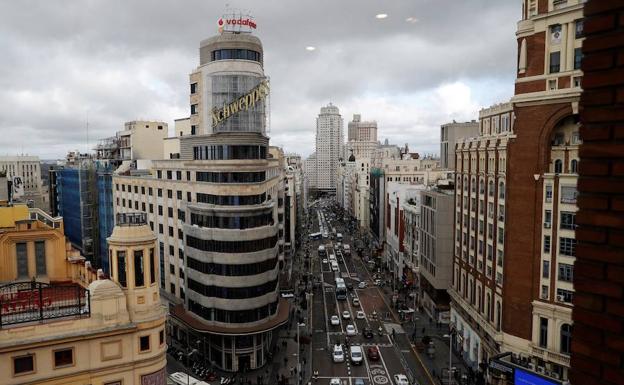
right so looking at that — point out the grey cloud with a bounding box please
[0,0,519,159]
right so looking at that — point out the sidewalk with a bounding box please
[370,268,475,384]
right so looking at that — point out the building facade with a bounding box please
[314,103,344,193]
[418,187,454,324]
[94,121,168,165]
[112,27,289,372]
[0,206,166,385]
[0,155,46,209]
[450,0,584,382]
[440,121,480,170]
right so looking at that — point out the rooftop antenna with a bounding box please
[86,110,90,155]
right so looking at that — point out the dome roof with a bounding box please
[107,223,156,245]
[88,279,124,299]
[348,153,356,162]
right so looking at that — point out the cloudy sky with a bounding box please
[0,0,519,160]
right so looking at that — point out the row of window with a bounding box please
[190,212,273,230]
[539,318,572,355]
[541,260,574,282]
[211,49,261,62]
[187,255,278,277]
[188,299,278,323]
[12,330,164,376]
[543,236,576,256]
[196,171,266,184]
[552,159,578,174]
[114,249,156,288]
[543,211,576,230]
[545,184,577,204]
[549,49,583,74]
[197,192,267,206]
[186,235,278,253]
[193,145,267,160]
[187,278,278,299]
[15,241,46,278]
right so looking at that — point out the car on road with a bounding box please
[356,311,365,319]
[349,345,363,365]
[330,315,340,326]
[358,281,367,289]
[362,327,374,339]
[374,279,383,286]
[330,379,341,385]
[352,297,360,306]
[394,374,409,385]
[346,324,357,336]
[353,379,364,385]
[322,258,328,264]
[342,310,351,319]
[346,282,354,291]
[367,346,380,361]
[280,292,294,298]
[332,345,344,363]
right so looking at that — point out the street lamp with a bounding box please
[443,331,456,385]
[177,347,199,385]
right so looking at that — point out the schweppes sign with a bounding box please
[212,80,269,128]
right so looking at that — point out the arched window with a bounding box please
[554,159,563,174]
[560,324,572,354]
[464,176,469,192]
[571,159,578,174]
[471,177,476,193]
[496,301,502,331]
[486,293,491,320]
[488,180,495,197]
[479,179,485,194]
[499,181,505,200]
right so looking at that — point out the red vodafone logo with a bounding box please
[217,16,257,33]
[218,18,224,26]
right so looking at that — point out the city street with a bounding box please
[306,200,437,385]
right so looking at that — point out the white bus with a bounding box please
[309,232,322,240]
[335,277,347,300]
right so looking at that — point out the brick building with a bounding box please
[450,0,585,383]
[570,1,624,385]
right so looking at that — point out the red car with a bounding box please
[367,346,380,361]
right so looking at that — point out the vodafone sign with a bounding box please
[218,15,257,34]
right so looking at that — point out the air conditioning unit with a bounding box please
[551,372,561,380]
[557,295,565,302]
[537,366,546,374]
[528,362,536,371]
[544,222,551,228]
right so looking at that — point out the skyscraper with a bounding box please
[314,103,343,193]
[112,16,289,372]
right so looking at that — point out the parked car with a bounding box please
[346,324,357,336]
[367,346,380,361]
[394,374,409,385]
[330,315,340,326]
[332,345,344,363]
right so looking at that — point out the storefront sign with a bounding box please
[211,80,269,128]
[218,15,257,34]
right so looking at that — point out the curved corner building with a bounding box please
[166,29,288,371]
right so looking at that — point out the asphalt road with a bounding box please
[308,202,435,385]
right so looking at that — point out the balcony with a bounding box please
[531,344,571,367]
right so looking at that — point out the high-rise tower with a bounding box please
[314,103,343,193]
[112,13,289,372]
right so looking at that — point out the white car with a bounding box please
[356,311,366,319]
[332,345,345,363]
[394,374,410,385]
[352,297,360,306]
[358,281,367,289]
[330,315,340,326]
[330,379,341,385]
[346,324,357,336]
[322,258,328,264]
[342,310,351,319]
